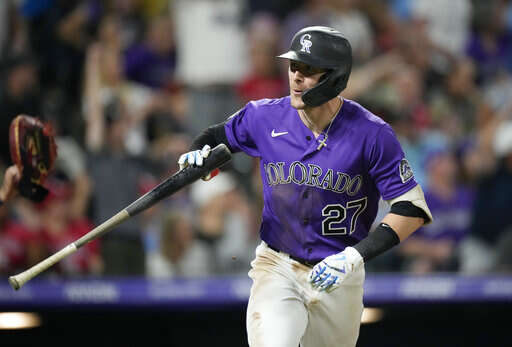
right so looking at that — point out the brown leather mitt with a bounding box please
[9,115,57,202]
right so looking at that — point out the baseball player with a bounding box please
[178,26,432,347]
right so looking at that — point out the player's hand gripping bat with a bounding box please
[8,144,232,290]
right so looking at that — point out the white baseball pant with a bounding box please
[246,241,364,347]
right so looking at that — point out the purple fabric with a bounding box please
[123,44,176,89]
[466,30,512,77]
[225,97,417,262]
[413,187,474,242]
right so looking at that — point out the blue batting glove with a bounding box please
[309,247,363,292]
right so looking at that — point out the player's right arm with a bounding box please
[177,121,233,179]
[178,104,260,176]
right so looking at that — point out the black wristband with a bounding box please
[0,199,3,206]
[353,223,400,262]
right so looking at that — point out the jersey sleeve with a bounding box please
[224,103,260,157]
[368,124,417,200]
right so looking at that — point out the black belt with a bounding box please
[267,244,320,268]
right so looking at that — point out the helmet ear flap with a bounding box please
[302,66,350,107]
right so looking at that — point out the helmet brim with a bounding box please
[277,51,300,61]
[276,51,337,69]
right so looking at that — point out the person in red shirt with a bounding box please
[0,165,44,274]
[37,179,103,276]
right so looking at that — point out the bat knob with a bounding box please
[8,276,21,290]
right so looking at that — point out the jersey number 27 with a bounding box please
[321,197,367,235]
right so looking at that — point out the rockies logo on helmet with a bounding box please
[300,34,312,53]
[277,26,352,107]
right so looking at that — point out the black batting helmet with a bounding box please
[278,26,352,107]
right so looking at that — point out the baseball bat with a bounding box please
[8,144,232,290]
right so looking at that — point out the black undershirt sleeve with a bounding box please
[190,121,232,152]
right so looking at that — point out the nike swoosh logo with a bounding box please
[271,129,288,137]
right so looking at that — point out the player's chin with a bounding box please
[290,94,306,110]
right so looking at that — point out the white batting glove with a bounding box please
[177,145,219,181]
[178,145,211,169]
[309,247,364,292]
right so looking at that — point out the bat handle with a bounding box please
[8,210,130,290]
[8,243,78,290]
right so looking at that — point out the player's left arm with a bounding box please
[310,185,431,291]
[311,124,433,291]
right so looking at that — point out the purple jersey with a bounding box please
[224,96,417,262]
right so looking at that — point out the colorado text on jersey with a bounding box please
[264,161,363,196]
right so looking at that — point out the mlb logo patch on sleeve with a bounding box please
[399,158,414,183]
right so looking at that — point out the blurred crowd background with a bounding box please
[1,0,512,280]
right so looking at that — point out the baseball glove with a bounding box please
[9,115,57,202]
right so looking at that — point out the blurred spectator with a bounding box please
[461,120,512,273]
[37,178,102,276]
[236,13,286,103]
[466,0,512,83]
[483,69,512,113]
[329,0,374,62]
[398,149,474,273]
[88,16,183,155]
[0,165,42,274]
[410,0,472,56]
[124,15,176,89]
[190,172,257,275]
[342,51,406,100]
[84,39,157,276]
[173,0,248,135]
[22,0,102,134]
[0,54,41,165]
[53,132,92,220]
[366,64,433,185]
[0,203,41,275]
[85,107,150,276]
[360,0,403,52]
[146,212,212,278]
[428,58,493,140]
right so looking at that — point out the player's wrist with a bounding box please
[353,223,400,262]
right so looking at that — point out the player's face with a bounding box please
[288,61,327,109]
